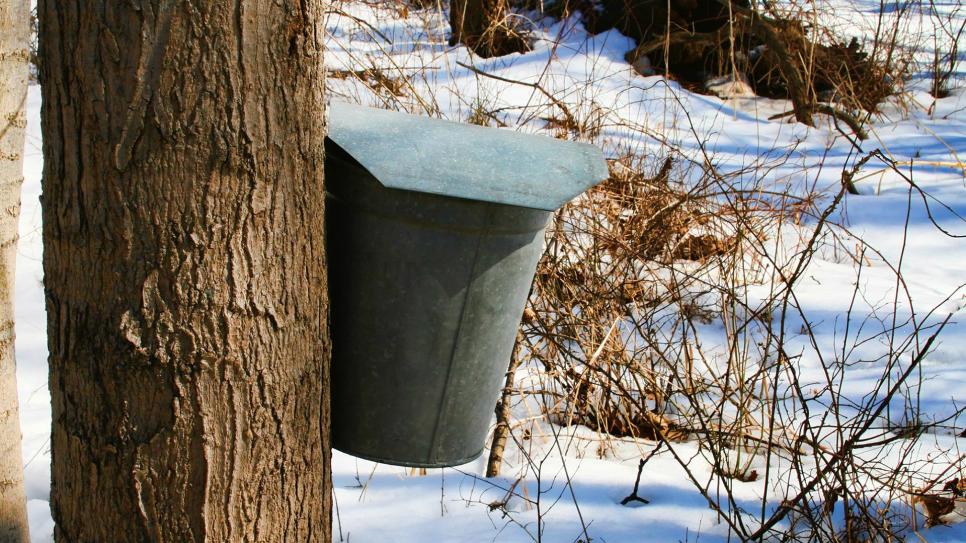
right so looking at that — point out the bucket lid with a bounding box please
[326,102,609,211]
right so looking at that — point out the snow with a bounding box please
[14,1,966,541]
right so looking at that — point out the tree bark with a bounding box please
[38,1,330,541]
[0,1,30,542]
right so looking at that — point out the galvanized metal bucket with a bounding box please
[325,103,608,467]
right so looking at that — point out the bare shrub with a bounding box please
[545,0,907,132]
[502,141,966,540]
[525,153,727,443]
[926,0,966,98]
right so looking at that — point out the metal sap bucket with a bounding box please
[325,103,607,467]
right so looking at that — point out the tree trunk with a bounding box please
[38,1,330,541]
[0,1,30,542]
[449,0,526,58]
[450,0,491,46]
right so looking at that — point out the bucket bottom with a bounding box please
[332,445,486,469]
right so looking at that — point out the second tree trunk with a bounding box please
[0,0,30,541]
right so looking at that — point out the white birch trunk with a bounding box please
[0,1,30,541]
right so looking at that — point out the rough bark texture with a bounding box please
[0,1,30,542]
[38,1,330,541]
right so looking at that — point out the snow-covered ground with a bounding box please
[15,1,966,541]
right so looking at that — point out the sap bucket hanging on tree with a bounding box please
[325,102,608,467]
